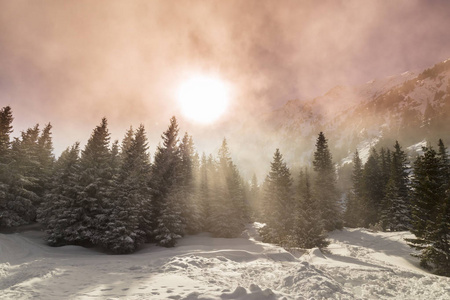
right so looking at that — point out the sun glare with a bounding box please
[177,75,230,124]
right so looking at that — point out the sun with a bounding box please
[177,75,230,124]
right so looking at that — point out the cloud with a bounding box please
[0,0,450,162]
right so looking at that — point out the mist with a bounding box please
[1,0,450,174]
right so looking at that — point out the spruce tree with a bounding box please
[65,118,114,246]
[101,125,152,253]
[362,149,383,227]
[344,150,365,227]
[260,149,294,245]
[313,132,342,231]
[289,168,329,248]
[381,141,410,231]
[38,143,81,246]
[208,139,247,237]
[407,142,450,275]
[0,106,25,228]
[0,106,13,160]
[150,117,184,246]
[248,174,261,221]
[178,133,202,234]
[3,124,50,227]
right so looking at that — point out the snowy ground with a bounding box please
[1,224,449,300]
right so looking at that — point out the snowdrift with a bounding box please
[1,225,449,299]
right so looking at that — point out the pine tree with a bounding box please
[110,139,121,174]
[178,133,202,234]
[150,117,184,246]
[381,141,410,231]
[407,142,450,275]
[362,149,383,227]
[38,143,81,246]
[120,126,134,162]
[197,153,211,231]
[260,149,294,245]
[62,118,114,246]
[248,174,261,221]
[208,139,247,238]
[344,150,365,227]
[289,168,329,249]
[313,132,342,231]
[0,106,25,228]
[2,124,50,227]
[101,125,152,253]
[0,106,13,160]
[380,148,392,187]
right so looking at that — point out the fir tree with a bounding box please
[248,174,261,221]
[362,149,383,227]
[313,132,342,231]
[38,143,81,246]
[2,124,51,227]
[381,141,411,231]
[289,168,329,249]
[150,117,184,246]
[120,126,134,162]
[0,106,13,160]
[0,106,13,205]
[64,118,114,246]
[344,150,365,227]
[197,153,214,231]
[101,125,152,253]
[407,142,450,275]
[260,149,294,245]
[0,106,27,228]
[178,133,202,234]
[208,139,247,237]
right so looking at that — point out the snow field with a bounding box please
[1,225,449,299]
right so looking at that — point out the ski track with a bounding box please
[0,226,449,299]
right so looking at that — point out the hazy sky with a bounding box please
[1,0,450,157]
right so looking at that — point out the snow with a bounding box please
[1,225,449,299]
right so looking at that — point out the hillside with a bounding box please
[235,59,450,178]
[1,224,449,299]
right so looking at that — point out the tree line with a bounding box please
[344,139,449,276]
[0,106,448,276]
[0,106,248,253]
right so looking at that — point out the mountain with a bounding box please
[235,58,450,179]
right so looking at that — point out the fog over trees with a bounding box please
[0,106,448,276]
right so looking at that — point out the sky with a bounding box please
[1,0,450,161]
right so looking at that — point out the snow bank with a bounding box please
[0,225,449,299]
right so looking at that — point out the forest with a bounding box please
[0,105,448,276]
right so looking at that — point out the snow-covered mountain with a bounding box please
[236,59,450,177]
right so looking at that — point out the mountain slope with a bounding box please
[235,59,450,178]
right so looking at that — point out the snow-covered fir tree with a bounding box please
[260,148,294,245]
[381,141,410,231]
[344,150,365,227]
[1,123,54,227]
[63,118,115,246]
[197,153,213,231]
[150,116,184,247]
[313,132,342,231]
[289,168,329,249]
[178,133,202,234]
[38,143,81,246]
[0,106,29,228]
[407,141,450,275]
[248,174,261,221]
[100,125,152,253]
[361,149,384,227]
[208,139,247,238]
